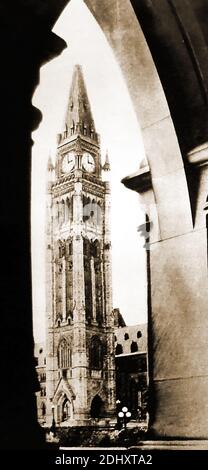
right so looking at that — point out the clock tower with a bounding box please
[45,65,116,427]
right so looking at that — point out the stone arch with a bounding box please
[40,402,46,418]
[81,0,193,237]
[60,394,72,422]
[54,390,74,423]
[1,0,208,449]
[90,394,105,419]
[48,0,193,439]
[53,0,193,232]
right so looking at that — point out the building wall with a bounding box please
[34,345,47,426]
[115,324,147,355]
[115,324,148,422]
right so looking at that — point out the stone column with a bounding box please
[62,256,67,322]
[45,182,56,427]
[91,257,96,323]
[104,182,116,415]
[72,178,88,422]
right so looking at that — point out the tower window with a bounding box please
[57,339,71,370]
[137,331,142,339]
[83,123,87,135]
[41,402,46,417]
[90,336,103,370]
[131,341,138,353]
[124,333,129,340]
[115,344,123,355]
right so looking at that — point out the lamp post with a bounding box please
[51,404,56,436]
[116,399,122,429]
[118,406,131,436]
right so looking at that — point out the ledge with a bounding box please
[187,142,208,167]
[121,165,152,194]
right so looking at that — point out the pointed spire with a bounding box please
[64,64,97,141]
[47,155,54,172]
[103,150,111,172]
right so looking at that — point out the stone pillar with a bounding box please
[45,182,56,427]
[91,257,96,323]
[72,178,88,422]
[62,256,67,322]
[104,182,116,415]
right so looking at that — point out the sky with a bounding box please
[32,0,147,342]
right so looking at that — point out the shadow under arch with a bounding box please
[90,395,105,419]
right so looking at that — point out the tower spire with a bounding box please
[64,64,97,141]
[47,154,54,172]
[103,149,111,172]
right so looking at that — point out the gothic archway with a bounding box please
[61,396,71,422]
[90,395,105,419]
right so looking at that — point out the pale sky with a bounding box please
[32,0,147,342]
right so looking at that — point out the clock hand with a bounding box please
[88,156,93,165]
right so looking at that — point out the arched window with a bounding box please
[90,127,94,139]
[124,333,129,340]
[137,331,142,338]
[57,339,71,370]
[97,201,102,226]
[115,344,123,355]
[62,397,70,421]
[90,395,105,418]
[83,123,87,136]
[41,402,46,417]
[70,119,75,135]
[83,196,91,222]
[83,237,92,323]
[61,200,65,224]
[90,336,103,370]
[56,201,59,224]
[131,341,138,353]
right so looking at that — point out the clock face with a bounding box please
[62,151,75,173]
[82,152,95,173]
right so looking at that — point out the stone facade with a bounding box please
[45,65,116,427]
[115,324,148,422]
[35,344,47,426]
[36,323,148,428]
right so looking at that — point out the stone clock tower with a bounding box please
[45,65,115,427]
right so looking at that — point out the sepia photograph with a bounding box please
[1,0,208,463]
